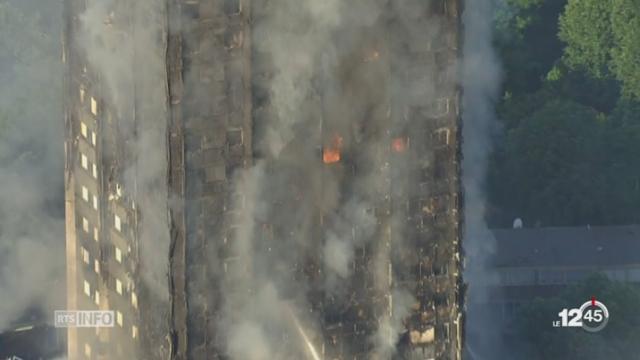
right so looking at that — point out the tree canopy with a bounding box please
[489,100,609,226]
[489,0,640,227]
[559,0,640,98]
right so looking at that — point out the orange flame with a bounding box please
[323,135,343,164]
[392,137,408,153]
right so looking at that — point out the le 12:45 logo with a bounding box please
[553,297,609,332]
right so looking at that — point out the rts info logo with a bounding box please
[54,310,115,328]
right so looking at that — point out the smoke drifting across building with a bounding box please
[64,0,463,359]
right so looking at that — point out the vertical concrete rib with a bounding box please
[167,0,188,358]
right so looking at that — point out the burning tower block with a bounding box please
[64,0,463,359]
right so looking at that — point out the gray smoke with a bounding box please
[462,0,505,358]
[215,0,395,357]
[0,0,65,331]
[373,289,417,359]
[217,2,344,357]
[323,198,377,280]
[253,0,343,158]
[78,0,134,122]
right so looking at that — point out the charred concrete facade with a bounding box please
[388,3,463,359]
[63,18,140,360]
[64,0,167,359]
[65,0,463,359]
[166,0,254,358]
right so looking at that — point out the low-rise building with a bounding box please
[482,225,640,316]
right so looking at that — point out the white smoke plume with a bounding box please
[323,198,377,280]
[78,0,134,122]
[462,0,505,358]
[0,0,65,331]
[218,0,338,347]
[373,289,416,359]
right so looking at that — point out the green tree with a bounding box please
[490,96,640,227]
[599,99,640,224]
[545,63,621,113]
[489,100,608,226]
[490,0,640,227]
[558,0,614,77]
[496,0,567,95]
[559,0,640,98]
[609,0,640,99]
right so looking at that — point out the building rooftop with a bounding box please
[0,323,64,360]
[491,225,640,268]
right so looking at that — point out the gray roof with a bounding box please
[491,225,640,268]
